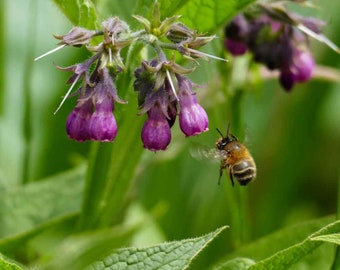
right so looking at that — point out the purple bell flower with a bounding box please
[177,75,208,137]
[89,93,117,142]
[279,50,314,91]
[224,39,248,56]
[66,97,92,141]
[224,15,249,56]
[141,104,171,151]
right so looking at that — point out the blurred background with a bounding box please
[1,0,339,269]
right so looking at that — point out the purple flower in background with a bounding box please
[224,15,249,56]
[279,50,315,91]
[223,5,322,91]
[224,39,248,56]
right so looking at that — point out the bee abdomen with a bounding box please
[232,160,256,185]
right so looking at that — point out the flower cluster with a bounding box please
[55,18,129,142]
[134,60,208,151]
[37,3,215,151]
[224,3,325,91]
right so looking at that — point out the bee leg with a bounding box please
[229,171,235,187]
[218,169,223,185]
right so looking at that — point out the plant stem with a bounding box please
[22,0,38,183]
[331,167,340,270]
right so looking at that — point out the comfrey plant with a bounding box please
[224,2,339,91]
[36,3,222,151]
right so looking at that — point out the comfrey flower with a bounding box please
[279,50,315,90]
[66,89,93,141]
[36,2,220,150]
[224,15,249,56]
[50,17,129,142]
[134,60,209,151]
[223,2,337,91]
[177,75,208,136]
[65,67,125,142]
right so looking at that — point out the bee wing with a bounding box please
[190,147,227,162]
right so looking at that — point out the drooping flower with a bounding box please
[224,15,249,56]
[89,67,126,141]
[279,49,315,91]
[141,104,171,151]
[177,75,208,137]
[223,4,323,91]
[136,79,174,151]
[89,87,118,142]
[66,89,93,142]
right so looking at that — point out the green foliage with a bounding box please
[1,0,340,269]
[87,226,227,270]
[0,254,22,270]
[0,165,85,239]
[135,0,254,32]
[214,217,339,270]
[52,0,99,28]
[248,219,340,270]
[312,233,340,245]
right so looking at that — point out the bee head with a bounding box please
[215,126,238,150]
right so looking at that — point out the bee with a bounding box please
[215,125,256,186]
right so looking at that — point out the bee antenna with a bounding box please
[216,128,224,138]
[226,122,231,137]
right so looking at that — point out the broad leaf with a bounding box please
[216,257,255,270]
[52,0,99,28]
[39,227,134,270]
[135,0,256,33]
[87,226,228,270]
[311,233,340,245]
[0,254,22,270]
[0,214,77,254]
[0,165,85,238]
[249,219,340,270]
[212,216,336,270]
[177,0,255,33]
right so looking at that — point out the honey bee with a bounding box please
[215,126,256,186]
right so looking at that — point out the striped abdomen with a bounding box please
[229,159,256,185]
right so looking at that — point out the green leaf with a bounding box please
[52,0,99,28]
[134,0,256,33]
[311,233,340,245]
[0,213,77,254]
[0,254,22,270]
[0,165,85,238]
[249,219,340,270]
[215,257,255,270]
[177,0,256,33]
[212,216,336,270]
[39,226,134,270]
[87,226,228,270]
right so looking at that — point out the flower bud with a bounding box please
[54,27,97,47]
